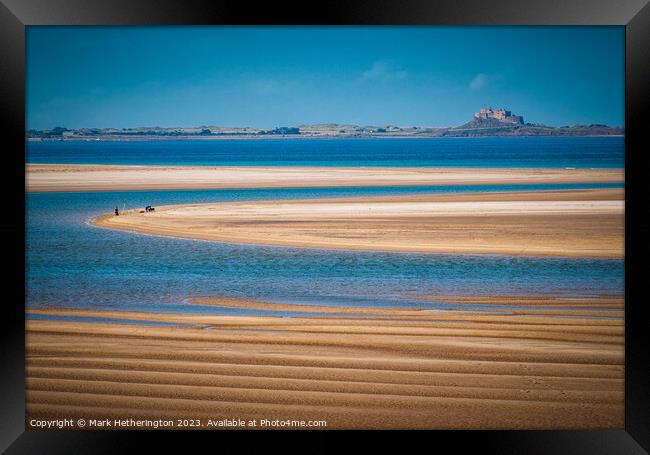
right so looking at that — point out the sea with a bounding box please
[27,136,623,167]
[26,137,625,317]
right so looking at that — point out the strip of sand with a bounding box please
[26,295,623,429]
[92,188,624,258]
[408,294,625,309]
[26,164,623,192]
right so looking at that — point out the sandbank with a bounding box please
[92,188,624,258]
[26,164,623,192]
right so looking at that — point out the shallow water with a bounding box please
[26,184,624,314]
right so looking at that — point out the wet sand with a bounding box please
[26,295,624,429]
[409,294,625,309]
[26,164,623,192]
[92,188,624,258]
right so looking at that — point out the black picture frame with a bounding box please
[3,0,649,453]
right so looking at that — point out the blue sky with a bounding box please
[26,26,624,129]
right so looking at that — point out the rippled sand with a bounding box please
[26,295,624,430]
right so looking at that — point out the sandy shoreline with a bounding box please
[26,295,623,429]
[26,164,624,192]
[92,188,624,258]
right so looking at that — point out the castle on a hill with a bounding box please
[474,108,524,125]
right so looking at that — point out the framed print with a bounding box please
[2,0,649,453]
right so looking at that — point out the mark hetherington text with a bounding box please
[29,418,328,429]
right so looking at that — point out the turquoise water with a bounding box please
[27,136,624,168]
[26,184,624,315]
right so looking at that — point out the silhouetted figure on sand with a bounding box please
[114,207,119,216]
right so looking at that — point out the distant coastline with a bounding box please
[26,132,625,142]
[27,109,624,141]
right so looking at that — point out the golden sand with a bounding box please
[92,189,624,258]
[26,295,623,430]
[26,164,623,193]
